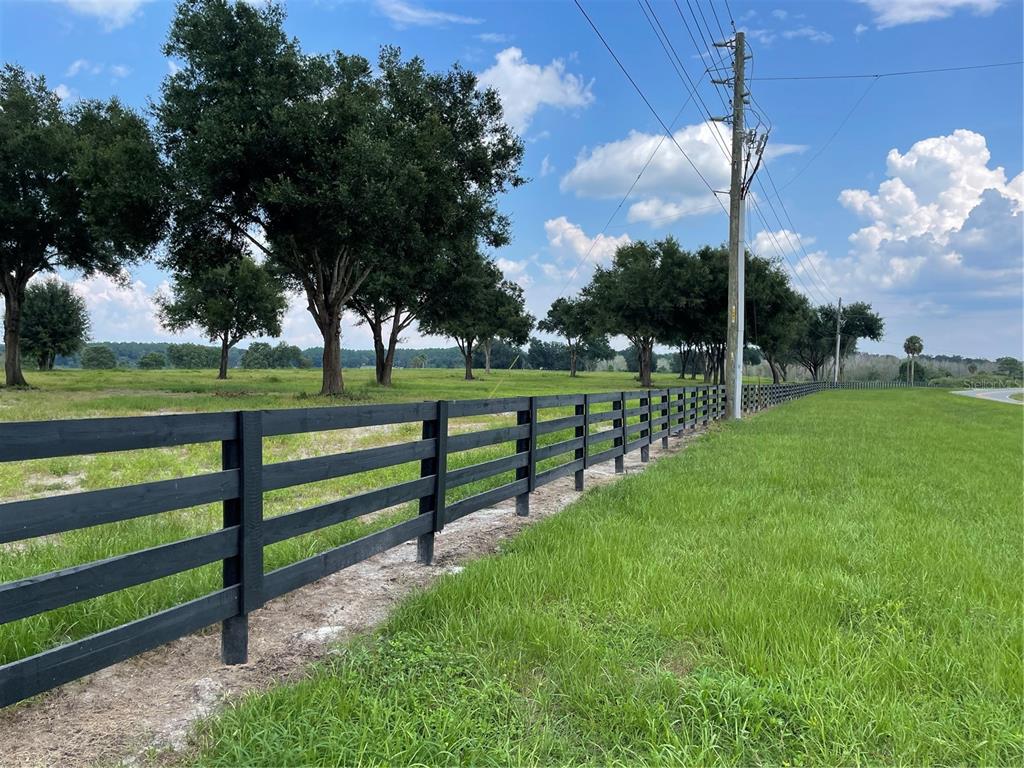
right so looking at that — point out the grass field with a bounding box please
[1011,392,1023,402]
[0,368,732,667]
[181,388,1023,766]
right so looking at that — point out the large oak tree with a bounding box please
[158,1,523,395]
[0,66,165,386]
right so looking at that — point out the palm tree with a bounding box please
[903,335,924,385]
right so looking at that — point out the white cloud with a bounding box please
[854,22,869,35]
[477,47,594,133]
[496,257,533,288]
[477,32,512,44]
[374,0,481,27]
[54,84,76,101]
[539,155,554,178]
[856,0,1004,28]
[69,273,164,339]
[561,122,802,225]
[781,26,834,43]
[771,9,788,20]
[65,58,131,78]
[60,0,147,30]
[544,216,631,268]
[167,60,181,75]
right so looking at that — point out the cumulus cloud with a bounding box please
[66,59,131,78]
[835,129,1022,318]
[374,0,480,28]
[856,0,1004,28]
[561,122,802,225]
[60,0,147,30]
[477,32,512,44]
[544,216,631,268]
[478,47,594,133]
[539,155,554,178]
[68,273,165,340]
[53,84,76,101]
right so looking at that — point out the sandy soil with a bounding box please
[1,426,708,768]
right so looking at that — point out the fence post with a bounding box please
[515,398,535,516]
[614,392,625,473]
[221,410,264,666]
[417,400,448,565]
[661,391,670,449]
[640,391,650,463]
[574,396,587,491]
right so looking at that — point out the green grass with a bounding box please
[185,388,1023,766]
[1011,392,1023,402]
[1,368,730,666]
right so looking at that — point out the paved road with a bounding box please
[952,388,1024,405]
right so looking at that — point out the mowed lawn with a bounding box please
[188,388,1023,766]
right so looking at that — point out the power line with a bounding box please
[573,0,727,212]
[775,76,878,191]
[752,60,1022,81]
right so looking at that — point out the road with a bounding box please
[952,388,1024,405]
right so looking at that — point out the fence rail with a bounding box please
[0,379,905,707]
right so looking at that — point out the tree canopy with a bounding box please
[0,65,165,385]
[21,279,90,370]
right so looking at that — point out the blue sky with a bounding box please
[2,0,1021,359]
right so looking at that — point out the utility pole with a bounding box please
[833,297,842,384]
[724,30,746,420]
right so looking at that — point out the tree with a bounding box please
[349,49,524,387]
[20,279,90,370]
[240,342,273,369]
[156,250,287,379]
[166,343,220,368]
[745,253,808,384]
[538,296,607,377]
[792,302,884,381]
[158,3,523,395]
[995,356,1023,379]
[80,345,117,369]
[137,352,166,369]
[584,238,685,387]
[967,363,978,375]
[0,65,165,386]
[477,282,533,374]
[419,255,530,380]
[903,335,924,386]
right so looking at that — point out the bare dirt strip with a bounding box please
[2,426,708,768]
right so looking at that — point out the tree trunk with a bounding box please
[462,340,475,381]
[483,339,492,374]
[766,356,782,384]
[638,341,653,387]
[569,347,577,377]
[3,284,28,387]
[380,318,401,387]
[320,311,344,395]
[218,336,230,380]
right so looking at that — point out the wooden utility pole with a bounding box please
[725,31,746,420]
[833,297,843,384]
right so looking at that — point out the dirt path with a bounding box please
[1,427,707,768]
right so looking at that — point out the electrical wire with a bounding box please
[751,60,1023,81]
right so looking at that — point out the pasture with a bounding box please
[182,387,1023,766]
[0,367,737,668]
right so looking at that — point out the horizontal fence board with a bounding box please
[446,453,527,490]
[621,390,649,400]
[535,415,584,436]
[535,459,584,488]
[0,412,237,463]
[445,478,528,523]
[262,516,431,601]
[0,528,238,625]
[623,406,648,418]
[589,445,623,466]
[447,424,530,453]
[262,440,434,492]
[0,470,240,544]
[262,477,433,546]
[626,422,648,437]
[625,437,646,453]
[586,392,621,404]
[533,394,585,408]
[588,428,620,445]
[261,402,435,437]
[0,586,239,708]
[447,397,530,418]
[587,409,622,425]
[535,437,584,463]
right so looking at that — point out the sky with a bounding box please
[1,0,1022,360]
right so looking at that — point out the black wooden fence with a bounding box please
[0,380,887,707]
